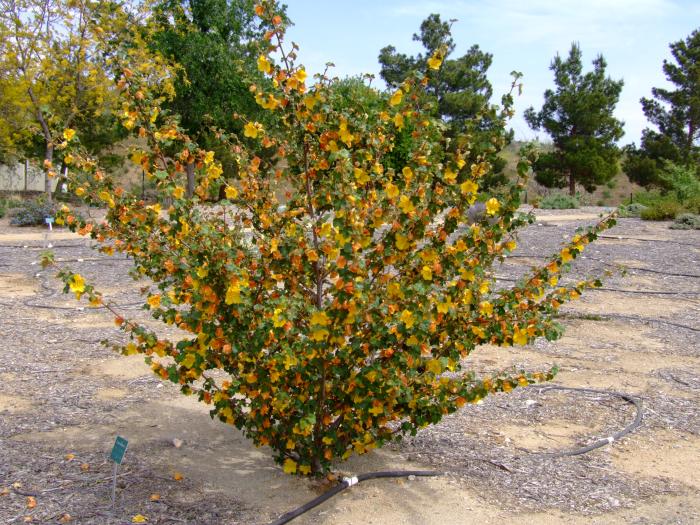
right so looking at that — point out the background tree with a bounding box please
[624,29,700,188]
[525,43,624,196]
[378,14,511,188]
[149,0,274,195]
[0,0,122,201]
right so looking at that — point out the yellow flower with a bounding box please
[147,294,161,308]
[225,186,238,199]
[69,274,85,298]
[399,195,415,214]
[460,180,478,195]
[172,186,185,199]
[283,458,297,474]
[393,113,404,130]
[400,309,415,328]
[294,68,307,83]
[353,167,369,185]
[389,89,403,106]
[207,163,223,178]
[244,121,262,138]
[479,301,493,316]
[272,308,285,328]
[426,359,442,375]
[63,128,76,141]
[395,233,410,251]
[310,311,330,326]
[421,266,432,281]
[257,55,272,74]
[402,166,413,180]
[75,187,86,197]
[310,328,329,341]
[560,248,573,263]
[444,167,457,183]
[485,198,500,216]
[513,328,528,346]
[427,53,443,70]
[385,182,399,199]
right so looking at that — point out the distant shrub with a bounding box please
[540,193,580,209]
[640,200,683,221]
[670,213,700,230]
[617,203,647,218]
[0,199,6,219]
[9,196,56,226]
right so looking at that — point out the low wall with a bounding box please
[0,161,58,192]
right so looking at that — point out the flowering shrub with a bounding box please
[54,1,615,475]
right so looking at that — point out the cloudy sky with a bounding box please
[283,0,699,145]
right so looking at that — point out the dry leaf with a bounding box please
[59,514,72,523]
[23,517,33,523]
[0,487,10,496]
[80,463,90,472]
[13,482,22,489]
[149,493,161,501]
[173,472,183,481]
[171,438,183,448]
[64,453,75,461]
[26,496,37,509]
[132,514,148,523]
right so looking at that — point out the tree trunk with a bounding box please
[44,143,54,203]
[568,171,576,197]
[186,162,195,198]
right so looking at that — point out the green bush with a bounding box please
[670,213,700,230]
[9,196,57,226]
[617,203,647,218]
[640,199,683,220]
[539,193,580,209]
[0,199,6,219]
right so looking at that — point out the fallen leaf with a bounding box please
[173,472,183,481]
[132,515,148,523]
[80,463,90,472]
[13,482,22,489]
[59,514,72,523]
[23,517,33,523]
[171,438,183,449]
[64,453,75,461]
[26,496,37,509]
[0,487,10,496]
[149,493,160,501]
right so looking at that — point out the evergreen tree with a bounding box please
[525,43,624,196]
[378,14,510,188]
[149,0,274,194]
[624,29,700,188]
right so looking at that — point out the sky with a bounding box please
[282,0,699,145]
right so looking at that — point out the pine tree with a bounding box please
[378,14,511,188]
[525,43,624,196]
[624,29,700,188]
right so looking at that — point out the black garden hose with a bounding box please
[268,470,442,525]
[269,384,645,524]
[536,385,644,457]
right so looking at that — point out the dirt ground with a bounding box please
[1,207,698,524]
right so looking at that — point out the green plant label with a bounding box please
[110,436,128,464]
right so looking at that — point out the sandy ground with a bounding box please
[0,208,699,524]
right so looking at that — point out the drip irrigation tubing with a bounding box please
[598,235,699,247]
[594,313,699,333]
[493,275,700,296]
[268,470,442,525]
[268,383,646,524]
[536,386,644,458]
